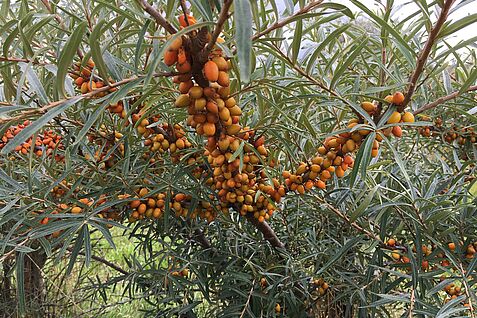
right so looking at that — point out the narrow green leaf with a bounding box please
[458,66,477,95]
[319,3,354,19]
[90,20,110,85]
[56,21,87,97]
[330,38,367,89]
[235,0,253,83]
[316,237,362,275]
[350,185,377,222]
[134,20,151,74]
[439,13,477,38]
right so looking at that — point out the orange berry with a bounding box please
[203,61,219,82]
[392,91,405,105]
[392,126,402,138]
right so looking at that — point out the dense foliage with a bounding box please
[1,0,477,317]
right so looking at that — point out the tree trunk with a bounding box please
[23,251,47,317]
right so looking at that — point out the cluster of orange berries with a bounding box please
[311,278,329,297]
[446,241,477,260]
[163,14,284,223]
[204,133,282,222]
[127,187,218,223]
[441,280,470,307]
[38,189,120,235]
[281,92,415,195]
[132,114,193,164]
[419,117,476,145]
[387,239,477,270]
[70,59,124,117]
[0,120,64,160]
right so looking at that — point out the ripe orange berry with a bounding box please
[387,111,402,124]
[387,238,396,247]
[178,14,196,28]
[217,71,230,87]
[384,95,394,103]
[204,61,219,82]
[164,49,178,66]
[391,250,401,260]
[176,61,191,73]
[392,91,405,105]
[402,112,415,123]
[392,126,402,138]
[203,122,216,136]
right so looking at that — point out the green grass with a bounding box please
[44,227,153,317]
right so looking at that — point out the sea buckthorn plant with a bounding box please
[1,0,477,317]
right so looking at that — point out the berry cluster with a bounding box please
[0,120,64,160]
[162,14,282,223]
[419,117,476,145]
[69,59,123,117]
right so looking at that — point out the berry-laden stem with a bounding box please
[245,213,285,249]
[138,0,178,35]
[401,0,456,111]
[0,73,174,125]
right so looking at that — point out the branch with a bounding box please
[205,0,233,54]
[252,1,324,41]
[78,251,130,275]
[0,73,174,125]
[314,196,383,244]
[137,0,177,34]
[0,56,48,65]
[41,0,83,59]
[413,85,477,115]
[245,214,285,249]
[402,0,456,110]
[272,44,363,119]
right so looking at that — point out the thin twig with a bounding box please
[458,263,475,317]
[179,0,190,26]
[401,0,456,110]
[0,56,48,65]
[413,85,477,115]
[205,0,233,54]
[272,44,363,119]
[0,72,174,125]
[41,0,84,59]
[252,1,324,41]
[137,0,177,34]
[77,251,129,275]
[314,195,383,244]
[239,280,256,318]
[409,288,415,317]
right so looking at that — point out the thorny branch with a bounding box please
[205,0,233,55]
